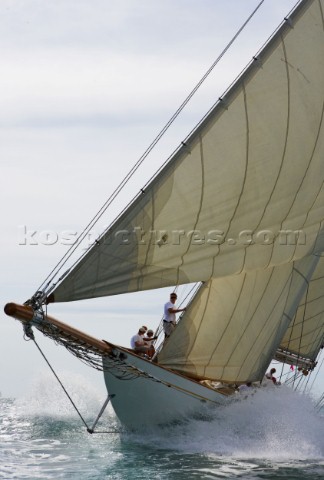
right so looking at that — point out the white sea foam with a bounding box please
[1,381,324,479]
[11,371,324,465]
[15,370,112,420]
[130,385,324,461]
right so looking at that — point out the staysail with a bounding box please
[157,255,320,383]
[50,0,324,303]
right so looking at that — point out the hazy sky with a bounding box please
[3,0,319,402]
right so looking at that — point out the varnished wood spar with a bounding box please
[4,302,112,355]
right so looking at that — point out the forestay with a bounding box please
[51,0,324,303]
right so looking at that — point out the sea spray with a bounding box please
[15,370,117,433]
[13,370,324,461]
[127,385,324,460]
[1,376,324,480]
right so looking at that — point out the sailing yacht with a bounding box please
[5,0,324,429]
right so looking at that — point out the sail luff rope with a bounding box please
[35,0,266,297]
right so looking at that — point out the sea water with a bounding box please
[1,372,324,479]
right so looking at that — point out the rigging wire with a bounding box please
[25,330,121,434]
[296,283,309,392]
[35,0,266,296]
[278,267,311,388]
[309,349,324,392]
[31,336,90,430]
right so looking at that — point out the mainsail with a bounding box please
[50,0,324,304]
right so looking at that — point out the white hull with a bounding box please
[102,345,232,429]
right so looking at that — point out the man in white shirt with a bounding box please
[130,327,151,356]
[163,292,186,338]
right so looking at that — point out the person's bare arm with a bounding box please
[168,307,186,313]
